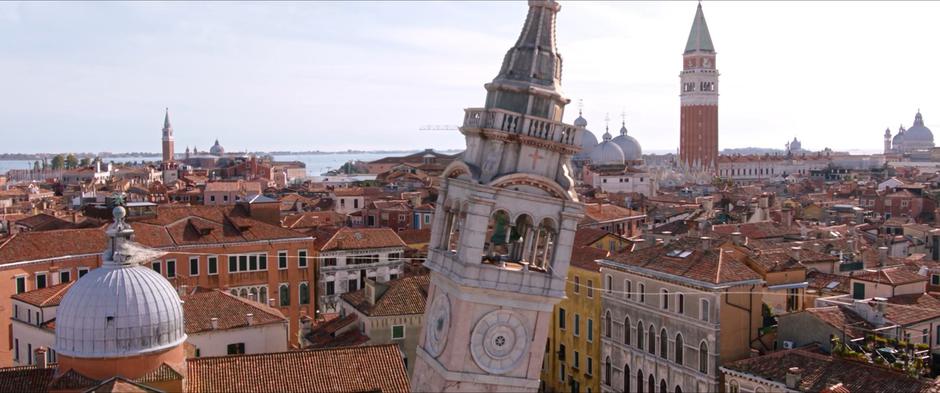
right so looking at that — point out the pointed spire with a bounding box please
[492,0,563,90]
[914,110,925,126]
[684,2,715,54]
[163,108,171,129]
[620,110,628,135]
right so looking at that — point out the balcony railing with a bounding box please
[463,108,578,146]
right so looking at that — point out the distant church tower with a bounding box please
[884,127,892,154]
[162,108,175,163]
[679,2,719,171]
[411,1,584,392]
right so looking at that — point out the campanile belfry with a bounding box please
[410,1,584,391]
[679,2,719,171]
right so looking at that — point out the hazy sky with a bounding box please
[1,1,938,154]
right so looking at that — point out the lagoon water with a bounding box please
[0,152,406,177]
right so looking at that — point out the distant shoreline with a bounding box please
[0,149,465,161]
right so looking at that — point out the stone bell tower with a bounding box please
[411,1,584,392]
[679,2,719,171]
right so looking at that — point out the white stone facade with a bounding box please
[318,247,405,313]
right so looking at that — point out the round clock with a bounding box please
[425,293,451,357]
[470,310,530,375]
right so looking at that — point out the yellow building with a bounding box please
[574,227,631,253]
[542,245,609,393]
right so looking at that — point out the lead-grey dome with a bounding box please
[574,114,588,128]
[611,124,643,161]
[588,131,625,165]
[55,208,186,359]
[903,111,934,147]
[209,139,225,156]
[579,129,598,150]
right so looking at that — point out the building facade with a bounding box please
[679,3,719,171]
[317,227,407,313]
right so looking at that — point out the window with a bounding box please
[227,343,246,355]
[249,255,258,271]
[639,283,645,302]
[326,281,335,295]
[348,278,358,292]
[933,275,940,286]
[661,289,670,310]
[27,344,32,365]
[625,280,632,299]
[728,380,739,393]
[678,294,684,314]
[700,299,710,322]
[392,325,405,340]
[587,356,593,376]
[208,256,218,275]
[324,257,337,267]
[623,316,631,345]
[660,328,668,359]
[299,282,310,305]
[187,257,199,276]
[604,311,612,338]
[78,267,89,278]
[587,280,594,298]
[15,276,26,294]
[605,275,612,293]
[14,339,18,362]
[228,256,237,273]
[559,308,567,330]
[59,270,71,284]
[227,253,269,273]
[587,318,594,342]
[278,251,288,269]
[661,380,667,393]
[648,325,656,355]
[152,261,162,275]
[166,260,176,278]
[239,255,248,271]
[648,375,654,393]
[36,272,47,289]
[573,276,580,293]
[298,250,308,268]
[559,363,565,382]
[279,284,290,306]
[210,195,216,202]
[574,314,581,337]
[786,288,799,312]
[923,328,929,344]
[699,342,709,374]
[675,333,684,365]
[637,370,644,393]
[223,195,229,202]
[574,351,580,369]
[637,321,644,350]
[604,356,611,386]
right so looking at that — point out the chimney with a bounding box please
[785,367,802,389]
[731,232,744,246]
[661,231,673,245]
[177,285,188,297]
[211,317,219,330]
[781,208,793,228]
[759,194,769,209]
[269,298,276,307]
[790,246,801,261]
[246,313,254,326]
[702,197,714,212]
[878,246,889,267]
[700,236,712,251]
[35,347,47,368]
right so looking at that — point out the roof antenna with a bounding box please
[578,99,584,116]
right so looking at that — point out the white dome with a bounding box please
[55,263,186,358]
[588,131,625,165]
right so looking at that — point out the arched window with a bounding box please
[648,375,654,393]
[660,328,668,359]
[675,333,684,365]
[279,283,290,306]
[447,204,468,253]
[623,316,631,345]
[604,356,611,386]
[637,370,644,393]
[530,218,557,270]
[660,379,667,393]
[675,386,683,393]
[299,282,310,305]
[508,214,533,262]
[605,310,612,338]
[648,325,656,355]
[483,210,511,262]
[259,286,268,305]
[606,275,613,293]
[249,287,258,302]
[624,364,631,393]
[636,321,644,350]
[699,342,709,374]
[728,380,739,393]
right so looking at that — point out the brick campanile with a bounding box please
[162,108,175,163]
[679,2,718,171]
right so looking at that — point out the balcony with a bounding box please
[463,108,578,146]
[426,248,564,298]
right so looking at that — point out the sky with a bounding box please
[1,1,938,154]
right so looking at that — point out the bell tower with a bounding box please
[679,2,719,171]
[411,1,584,391]
[162,108,175,163]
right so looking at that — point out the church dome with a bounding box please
[574,114,588,128]
[209,139,225,156]
[903,111,934,146]
[588,131,625,165]
[611,124,643,161]
[579,129,598,150]
[55,207,186,359]
[892,126,905,146]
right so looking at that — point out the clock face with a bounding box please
[425,293,451,357]
[470,310,530,375]
[703,58,711,68]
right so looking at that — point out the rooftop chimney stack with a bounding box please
[700,236,712,251]
[731,232,744,246]
[781,207,793,228]
[790,246,801,261]
[35,347,47,368]
[878,246,889,267]
[246,313,254,326]
[211,317,219,330]
[785,367,802,389]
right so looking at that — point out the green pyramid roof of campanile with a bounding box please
[684,2,714,53]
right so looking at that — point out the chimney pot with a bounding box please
[790,246,802,260]
[786,367,802,389]
[878,246,889,266]
[700,236,712,250]
[211,317,219,330]
[35,347,47,368]
[731,232,744,246]
[246,313,254,326]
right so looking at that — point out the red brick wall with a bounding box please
[680,104,719,170]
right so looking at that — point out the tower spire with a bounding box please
[163,107,171,129]
[685,1,715,53]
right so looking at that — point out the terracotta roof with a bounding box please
[282,211,345,229]
[573,227,612,248]
[711,222,801,239]
[580,203,644,224]
[341,274,429,317]
[570,246,608,272]
[305,313,370,349]
[722,348,938,393]
[181,287,286,334]
[130,205,311,248]
[804,306,874,339]
[853,268,927,286]
[0,228,106,266]
[15,213,77,231]
[204,181,262,194]
[332,187,365,197]
[0,365,56,393]
[12,282,74,307]
[320,227,407,252]
[186,344,409,393]
[806,271,851,293]
[605,237,762,286]
[883,293,940,325]
[83,376,162,393]
[396,228,431,245]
